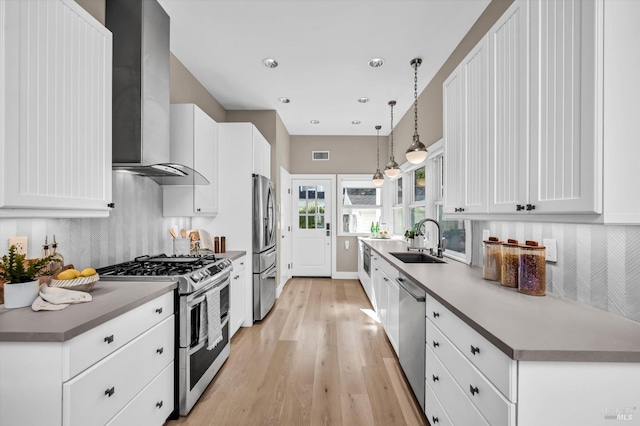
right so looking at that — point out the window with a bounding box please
[392,177,404,235]
[338,175,382,235]
[298,185,326,229]
[409,166,426,231]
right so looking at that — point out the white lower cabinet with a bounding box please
[371,253,399,355]
[230,255,247,337]
[424,378,454,426]
[0,292,175,426]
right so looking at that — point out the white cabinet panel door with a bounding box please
[443,69,465,214]
[292,179,332,276]
[0,0,112,216]
[488,0,529,214]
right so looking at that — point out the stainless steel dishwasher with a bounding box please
[397,273,426,410]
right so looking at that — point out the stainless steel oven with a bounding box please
[178,271,230,415]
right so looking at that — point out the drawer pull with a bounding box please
[383,277,389,281]
[104,335,114,344]
[155,307,163,314]
[432,375,439,382]
[156,347,164,355]
[105,387,115,397]
[156,401,163,409]
[432,416,439,424]
[470,385,479,396]
[470,345,480,355]
[432,311,440,318]
[432,341,439,348]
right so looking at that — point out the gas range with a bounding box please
[97,253,233,294]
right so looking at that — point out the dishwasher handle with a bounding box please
[396,277,426,302]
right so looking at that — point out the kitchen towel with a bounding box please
[204,286,222,350]
[32,285,92,311]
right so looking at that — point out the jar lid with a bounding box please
[483,236,503,245]
[520,240,545,250]
[502,238,519,247]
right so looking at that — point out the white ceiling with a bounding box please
[158,0,490,136]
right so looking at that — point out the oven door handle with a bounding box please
[261,264,277,279]
[188,315,230,355]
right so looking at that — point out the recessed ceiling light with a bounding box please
[279,97,290,103]
[358,97,370,103]
[310,120,320,124]
[262,58,279,68]
[352,120,361,125]
[368,57,384,68]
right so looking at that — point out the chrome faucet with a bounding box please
[414,218,445,258]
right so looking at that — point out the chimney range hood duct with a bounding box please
[106,0,208,185]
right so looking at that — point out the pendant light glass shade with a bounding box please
[372,125,385,186]
[406,58,428,164]
[384,100,400,178]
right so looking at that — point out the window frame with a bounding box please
[337,174,384,236]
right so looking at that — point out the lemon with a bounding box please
[57,269,77,280]
[80,267,97,277]
[71,269,82,278]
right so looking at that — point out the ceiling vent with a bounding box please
[312,151,330,161]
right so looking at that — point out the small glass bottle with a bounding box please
[501,239,519,288]
[482,236,503,281]
[370,222,375,237]
[49,235,65,274]
[519,240,546,296]
[375,222,380,238]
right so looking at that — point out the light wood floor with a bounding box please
[167,278,429,426]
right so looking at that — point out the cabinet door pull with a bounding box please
[155,307,163,314]
[470,345,480,355]
[470,385,479,396]
[526,204,536,211]
[156,347,164,355]
[105,387,115,397]
[383,277,389,282]
[156,401,163,409]
[516,204,525,211]
[432,311,440,318]
[432,416,439,424]
[432,375,439,382]
[104,335,114,344]
[432,341,439,348]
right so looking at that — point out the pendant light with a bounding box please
[384,100,400,178]
[405,58,428,164]
[372,125,385,186]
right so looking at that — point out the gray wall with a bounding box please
[472,221,640,324]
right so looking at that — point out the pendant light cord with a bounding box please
[413,61,419,138]
[376,126,381,168]
[390,103,395,161]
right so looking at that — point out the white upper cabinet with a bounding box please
[0,0,112,217]
[529,0,601,214]
[163,104,218,217]
[488,0,529,214]
[444,37,489,214]
[252,130,271,179]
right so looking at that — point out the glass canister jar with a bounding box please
[501,239,519,288]
[483,237,503,281]
[518,240,546,296]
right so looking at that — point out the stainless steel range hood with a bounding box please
[106,0,208,185]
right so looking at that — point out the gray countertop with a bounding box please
[0,281,177,343]
[363,239,640,363]
[215,250,247,262]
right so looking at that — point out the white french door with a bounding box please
[279,167,292,289]
[291,178,332,277]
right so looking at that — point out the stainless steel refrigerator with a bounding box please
[253,174,276,321]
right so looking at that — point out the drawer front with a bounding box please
[427,320,516,426]
[107,362,174,426]
[232,256,246,273]
[426,295,516,400]
[63,316,174,426]
[424,379,454,426]
[425,345,490,426]
[378,256,399,280]
[64,292,173,380]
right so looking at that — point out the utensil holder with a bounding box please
[173,238,190,256]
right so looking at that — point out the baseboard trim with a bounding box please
[332,271,359,280]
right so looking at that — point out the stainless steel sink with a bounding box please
[390,252,447,264]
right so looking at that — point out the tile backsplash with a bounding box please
[473,221,640,324]
[0,173,190,269]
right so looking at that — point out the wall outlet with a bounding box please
[543,238,557,262]
[9,237,28,255]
